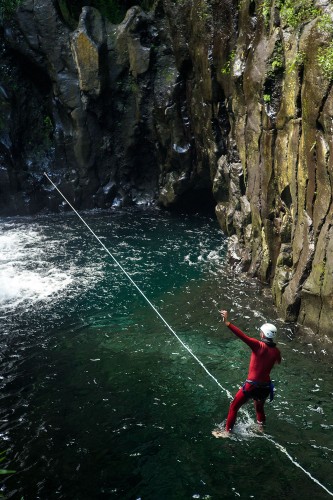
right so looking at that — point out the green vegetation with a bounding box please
[258,0,271,27]
[57,0,155,26]
[43,115,52,130]
[91,0,123,23]
[268,41,284,76]
[268,2,333,80]
[0,0,22,20]
[315,12,333,79]
[221,50,236,75]
[257,1,332,40]
[0,450,16,498]
[1,0,146,24]
[58,0,77,29]
[161,66,177,85]
[263,94,271,103]
[317,42,333,80]
[0,450,15,476]
[271,58,283,71]
[195,0,211,23]
[317,13,333,34]
[279,0,320,29]
[286,50,305,74]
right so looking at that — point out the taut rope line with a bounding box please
[44,172,333,498]
[43,172,232,399]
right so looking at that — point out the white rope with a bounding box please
[43,173,232,398]
[263,435,333,497]
[44,172,333,497]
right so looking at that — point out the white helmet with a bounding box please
[260,323,277,339]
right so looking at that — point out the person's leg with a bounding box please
[225,388,249,431]
[254,399,266,424]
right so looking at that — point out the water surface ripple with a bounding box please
[0,208,332,499]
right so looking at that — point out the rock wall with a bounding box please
[0,0,332,337]
[160,0,333,338]
[1,1,163,211]
[211,0,333,339]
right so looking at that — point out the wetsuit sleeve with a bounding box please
[227,323,260,351]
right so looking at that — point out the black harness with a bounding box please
[242,379,275,401]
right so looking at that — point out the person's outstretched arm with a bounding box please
[220,310,260,351]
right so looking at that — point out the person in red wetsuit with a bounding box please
[220,310,281,433]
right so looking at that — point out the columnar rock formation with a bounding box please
[0,0,332,337]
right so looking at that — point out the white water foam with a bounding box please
[184,248,225,269]
[0,227,70,310]
[0,265,72,306]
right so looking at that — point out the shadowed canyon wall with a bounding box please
[0,0,332,337]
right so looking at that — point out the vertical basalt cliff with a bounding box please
[0,0,332,337]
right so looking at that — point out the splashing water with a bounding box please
[0,229,63,306]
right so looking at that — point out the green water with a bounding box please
[0,208,332,499]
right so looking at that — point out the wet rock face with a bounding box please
[1,0,333,337]
[208,0,333,337]
[1,1,162,212]
[159,0,333,337]
[1,0,223,214]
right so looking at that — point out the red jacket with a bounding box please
[228,323,281,382]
